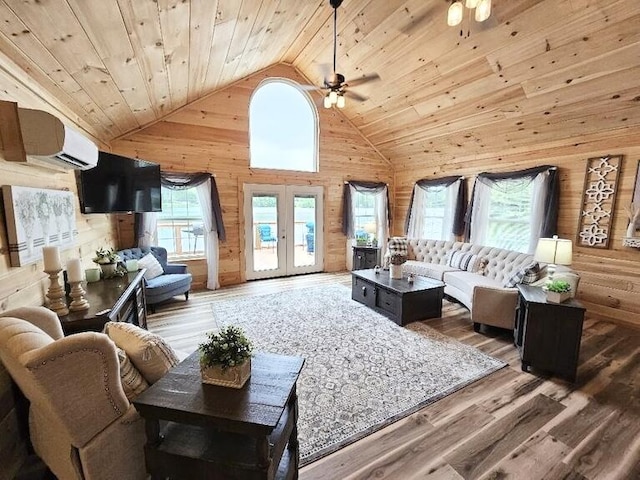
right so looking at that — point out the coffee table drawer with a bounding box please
[376,288,399,316]
[352,276,376,308]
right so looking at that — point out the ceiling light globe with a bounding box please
[465,0,480,8]
[475,0,491,22]
[329,90,338,103]
[447,1,464,26]
[336,95,346,109]
[324,95,332,109]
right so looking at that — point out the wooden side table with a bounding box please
[515,284,586,382]
[133,352,304,480]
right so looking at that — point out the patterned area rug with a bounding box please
[210,284,506,466]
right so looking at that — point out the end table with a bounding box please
[515,284,585,382]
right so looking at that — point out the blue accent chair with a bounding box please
[117,246,192,313]
[257,224,277,248]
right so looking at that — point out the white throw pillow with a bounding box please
[104,322,179,384]
[137,253,164,280]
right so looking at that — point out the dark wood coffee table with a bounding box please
[133,351,305,480]
[351,268,445,326]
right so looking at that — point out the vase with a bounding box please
[100,263,117,279]
[546,290,570,304]
[200,358,251,389]
[389,264,403,279]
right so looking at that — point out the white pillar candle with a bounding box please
[42,246,61,271]
[67,258,83,282]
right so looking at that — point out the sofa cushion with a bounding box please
[145,273,192,294]
[104,322,179,384]
[403,260,459,281]
[444,270,505,300]
[138,253,164,280]
[115,347,149,401]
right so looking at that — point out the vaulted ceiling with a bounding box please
[0,0,638,163]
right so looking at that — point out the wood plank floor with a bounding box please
[148,272,640,480]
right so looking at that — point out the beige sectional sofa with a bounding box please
[400,239,580,331]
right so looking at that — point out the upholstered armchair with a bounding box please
[0,307,146,480]
[118,246,192,313]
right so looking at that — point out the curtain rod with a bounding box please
[344,181,389,185]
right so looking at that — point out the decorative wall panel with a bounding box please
[576,155,622,249]
[2,185,77,266]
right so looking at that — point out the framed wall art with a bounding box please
[2,185,77,267]
[576,155,622,249]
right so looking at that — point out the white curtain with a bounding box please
[196,180,220,290]
[406,185,425,238]
[470,173,549,254]
[442,182,460,241]
[345,184,389,269]
[138,212,157,248]
[469,179,492,246]
[528,171,549,253]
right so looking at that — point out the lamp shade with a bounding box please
[475,0,492,22]
[534,236,573,266]
[447,1,464,26]
[363,222,377,234]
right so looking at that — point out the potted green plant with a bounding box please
[544,279,572,304]
[199,326,253,388]
[92,247,122,278]
[389,253,407,279]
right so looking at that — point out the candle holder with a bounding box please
[45,269,69,316]
[69,281,90,311]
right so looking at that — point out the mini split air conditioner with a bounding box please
[16,108,98,170]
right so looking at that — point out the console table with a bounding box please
[515,284,585,382]
[58,270,147,335]
[134,351,304,480]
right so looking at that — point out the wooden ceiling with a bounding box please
[0,0,638,163]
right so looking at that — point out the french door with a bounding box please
[244,184,324,280]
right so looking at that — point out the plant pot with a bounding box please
[99,263,117,279]
[389,264,403,279]
[200,358,251,389]
[546,290,570,304]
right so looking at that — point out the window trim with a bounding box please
[248,77,320,173]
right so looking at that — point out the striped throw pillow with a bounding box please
[447,251,481,272]
[116,347,149,401]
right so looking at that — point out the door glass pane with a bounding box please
[252,195,278,271]
[294,195,316,267]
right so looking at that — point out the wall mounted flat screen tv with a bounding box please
[78,152,162,213]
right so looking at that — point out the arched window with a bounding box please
[249,78,318,172]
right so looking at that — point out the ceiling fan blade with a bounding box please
[344,73,381,87]
[344,90,368,102]
[299,84,324,91]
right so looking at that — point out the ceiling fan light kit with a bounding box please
[299,0,379,110]
[448,0,491,28]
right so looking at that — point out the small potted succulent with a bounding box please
[199,326,253,388]
[544,279,572,304]
[389,253,407,279]
[92,247,122,278]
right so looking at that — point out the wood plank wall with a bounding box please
[111,63,393,289]
[0,153,119,479]
[393,129,640,329]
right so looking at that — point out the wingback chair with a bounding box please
[118,246,192,313]
[0,307,146,480]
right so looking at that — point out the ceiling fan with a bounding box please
[302,0,380,109]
